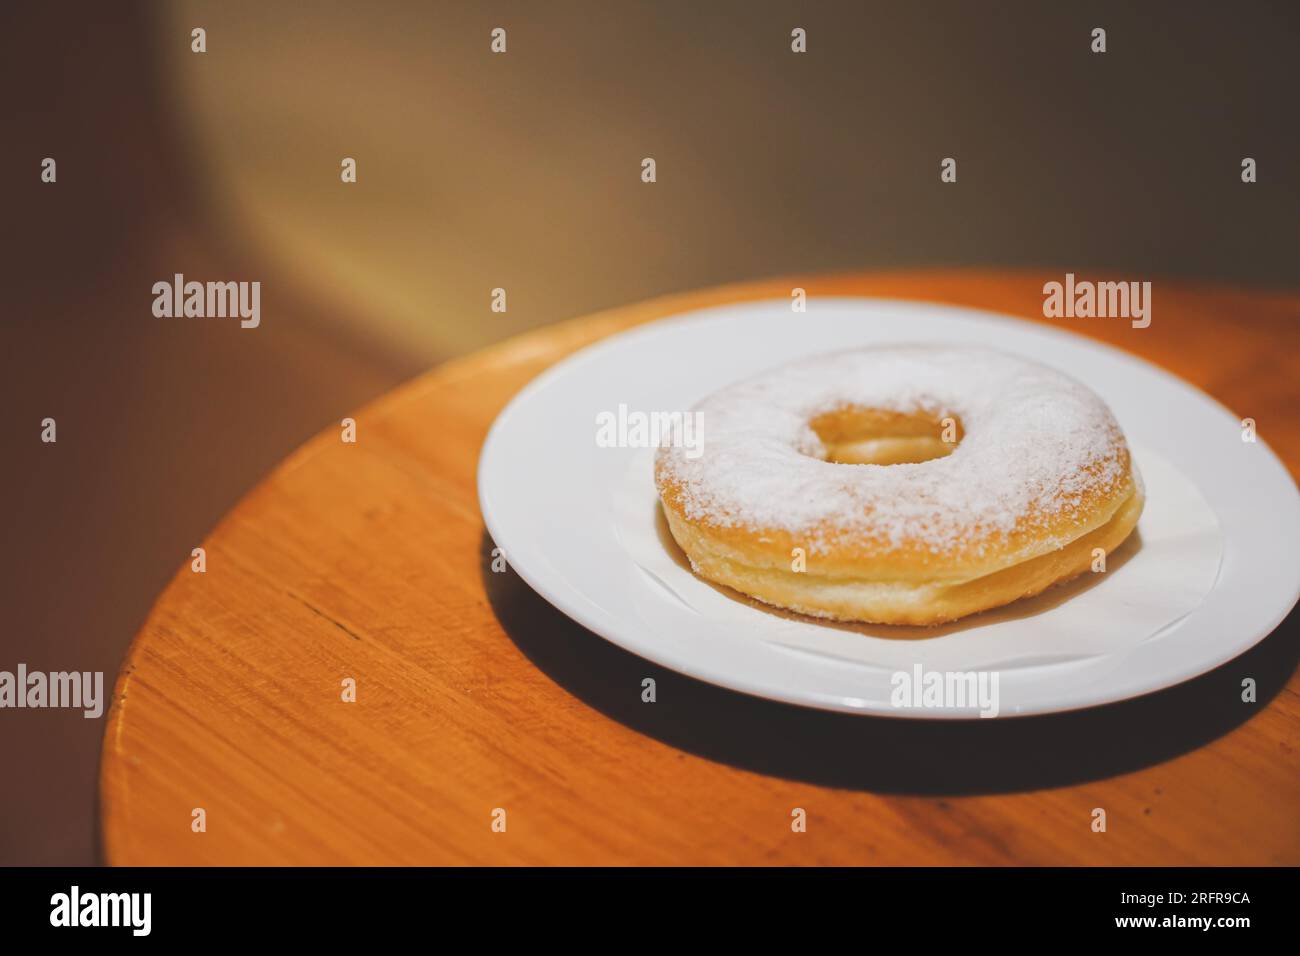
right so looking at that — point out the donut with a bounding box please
[654,346,1144,626]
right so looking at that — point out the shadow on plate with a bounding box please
[479,530,1297,795]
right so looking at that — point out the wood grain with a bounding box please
[100,270,1300,865]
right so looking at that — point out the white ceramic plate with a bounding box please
[478,298,1300,717]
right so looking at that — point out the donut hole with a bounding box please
[810,407,963,465]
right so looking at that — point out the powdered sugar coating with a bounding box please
[656,346,1132,557]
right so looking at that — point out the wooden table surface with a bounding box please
[100,270,1300,866]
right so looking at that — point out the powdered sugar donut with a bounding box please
[654,346,1144,625]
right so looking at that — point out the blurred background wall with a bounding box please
[157,0,1300,358]
[2,0,1297,864]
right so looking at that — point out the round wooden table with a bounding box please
[100,270,1300,865]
